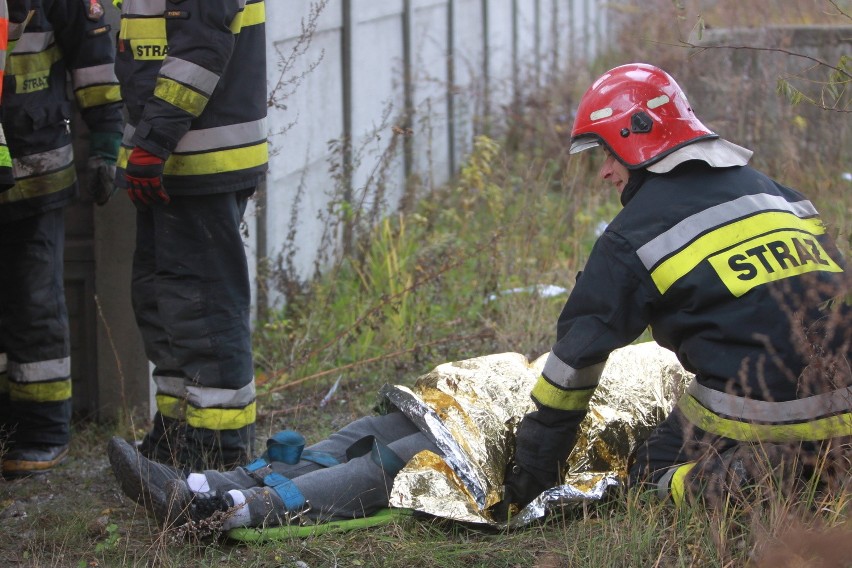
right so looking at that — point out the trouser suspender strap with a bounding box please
[345,435,406,477]
[243,429,339,508]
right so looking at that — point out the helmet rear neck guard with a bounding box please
[569,63,717,169]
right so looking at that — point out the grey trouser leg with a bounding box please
[205,411,440,519]
[294,429,435,520]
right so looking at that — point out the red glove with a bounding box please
[125,147,169,206]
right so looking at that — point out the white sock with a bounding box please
[221,490,250,530]
[186,473,210,493]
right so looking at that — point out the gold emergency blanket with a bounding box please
[382,341,692,526]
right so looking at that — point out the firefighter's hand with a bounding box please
[489,462,550,522]
[125,147,169,206]
[87,131,121,206]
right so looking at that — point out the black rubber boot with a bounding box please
[107,436,184,520]
[2,443,69,478]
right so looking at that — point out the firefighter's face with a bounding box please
[599,148,629,194]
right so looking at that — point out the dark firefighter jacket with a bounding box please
[0,0,123,223]
[515,161,851,482]
[113,0,267,194]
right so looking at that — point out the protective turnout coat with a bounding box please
[0,0,122,223]
[113,0,267,194]
[516,161,851,483]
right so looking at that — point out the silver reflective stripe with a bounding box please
[13,144,74,178]
[153,374,256,408]
[72,63,119,88]
[152,374,187,398]
[121,124,135,146]
[656,466,679,500]
[123,118,268,152]
[122,0,166,16]
[8,357,71,383]
[687,379,852,422]
[542,351,605,389]
[14,31,54,54]
[0,353,7,373]
[0,51,6,70]
[186,380,256,409]
[636,194,819,270]
[160,57,220,96]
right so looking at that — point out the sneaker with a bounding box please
[166,480,302,530]
[165,479,233,527]
[107,436,184,521]
[2,443,69,478]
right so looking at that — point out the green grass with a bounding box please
[3,2,850,563]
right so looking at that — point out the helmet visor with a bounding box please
[569,135,600,155]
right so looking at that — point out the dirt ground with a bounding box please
[0,381,382,567]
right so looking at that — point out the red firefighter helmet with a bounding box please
[569,63,717,169]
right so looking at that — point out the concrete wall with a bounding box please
[89,0,612,419]
[257,0,611,312]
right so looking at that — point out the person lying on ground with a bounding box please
[109,341,691,531]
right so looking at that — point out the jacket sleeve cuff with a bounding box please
[130,121,175,160]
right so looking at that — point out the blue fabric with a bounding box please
[262,472,306,510]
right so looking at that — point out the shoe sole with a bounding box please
[2,446,69,478]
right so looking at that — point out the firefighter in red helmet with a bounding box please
[496,63,850,514]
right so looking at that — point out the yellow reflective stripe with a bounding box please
[119,17,165,40]
[707,229,843,297]
[186,402,256,430]
[154,76,208,116]
[166,142,268,175]
[670,462,696,507]
[0,147,11,168]
[6,43,61,75]
[156,393,185,420]
[531,377,595,411]
[650,213,826,294]
[678,394,852,442]
[230,1,265,32]
[75,84,122,109]
[9,379,72,403]
[14,70,49,93]
[0,164,76,204]
[119,143,268,176]
[687,380,852,423]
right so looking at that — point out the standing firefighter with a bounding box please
[113,0,267,469]
[498,63,851,513]
[0,0,122,477]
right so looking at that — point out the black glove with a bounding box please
[490,462,551,522]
